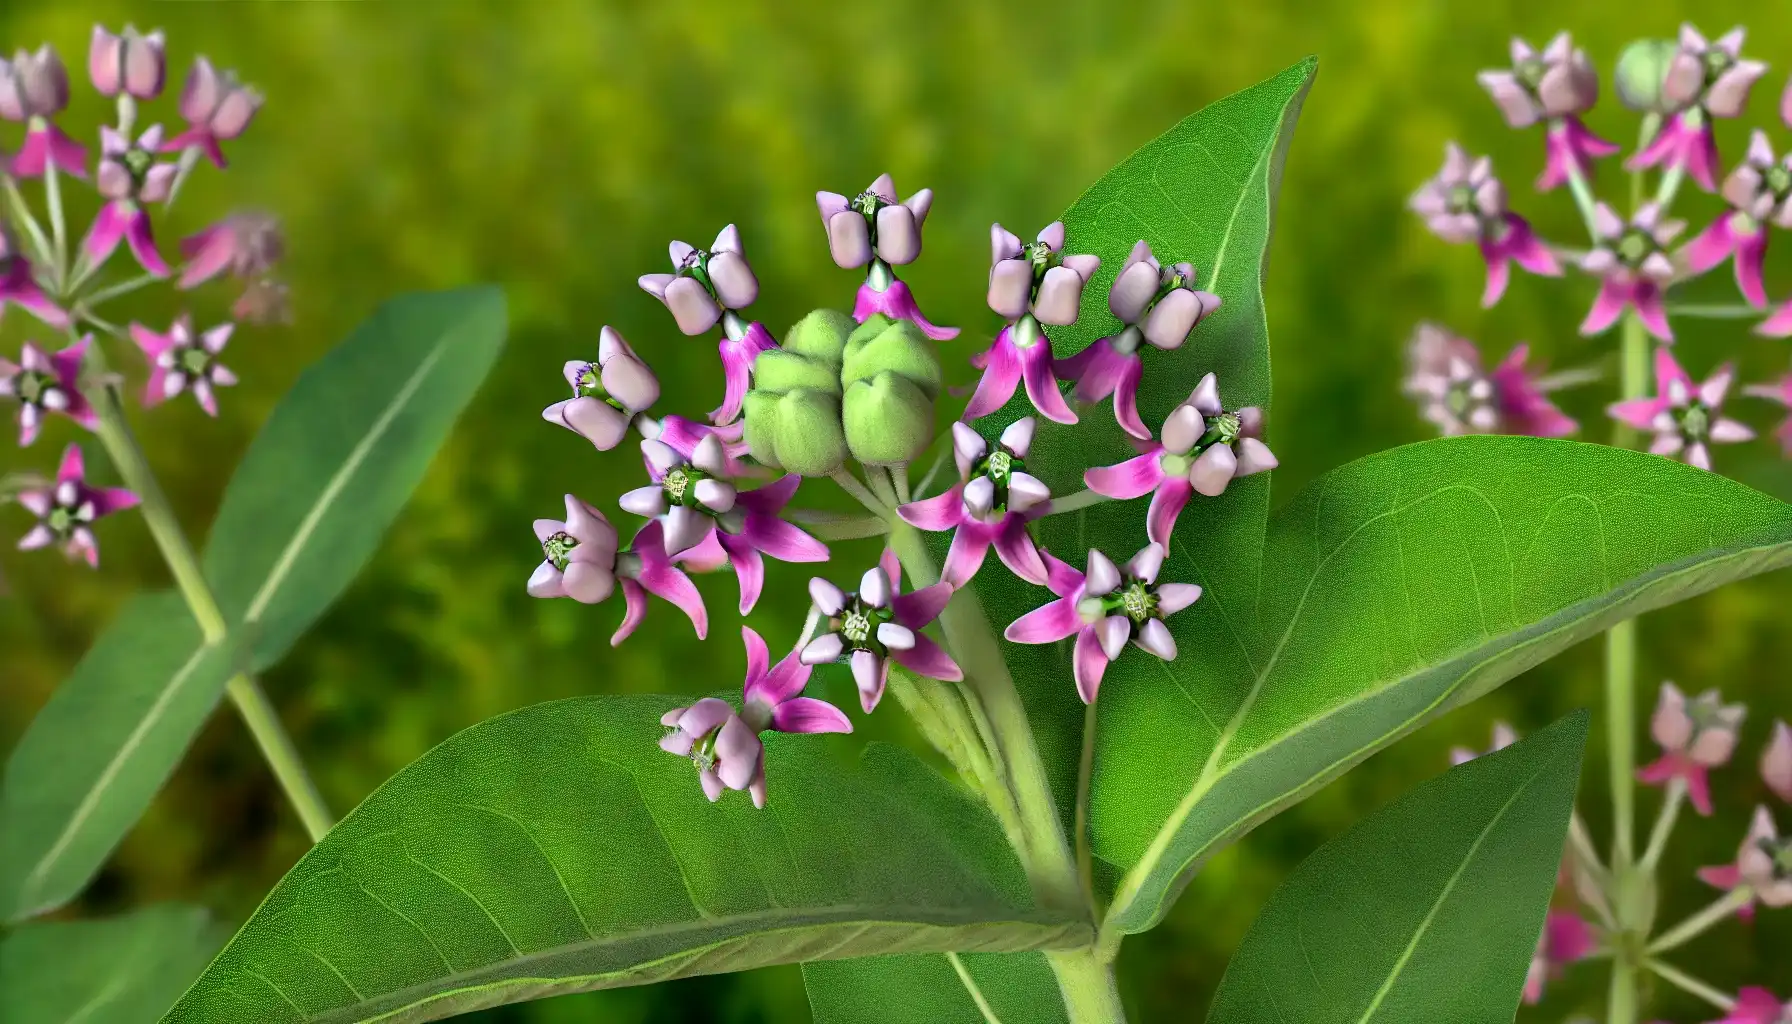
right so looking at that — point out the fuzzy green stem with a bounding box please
[78,337,334,842]
[1637,777,1684,874]
[1044,948,1127,1023]
[1647,887,1755,955]
[787,511,889,541]
[1608,962,1639,1024]
[1561,147,1603,244]
[43,159,67,290]
[1045,489,1109,516]
[830,468,890,517]
[1075,699,1100,918]
[1644,959,1736,1012]
[80,272,165,310]
[892,464,911,504]
[1665,303,1765,320]
[3,175,55,269]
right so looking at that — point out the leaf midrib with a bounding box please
[253,906,1086,1024]
[1102,532,1792,933]
[1353,768,1537,1023]
[15,638,218,917]
[241,330,454,623]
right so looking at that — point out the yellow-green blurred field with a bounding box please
[2,1,1790,1020]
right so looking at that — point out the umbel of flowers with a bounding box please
[1409,22,1792,1024]
[531,174,1268,807]
[2,24,286,567]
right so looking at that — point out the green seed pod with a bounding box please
[742,390,786,469]
[773,389,848,477]
[753,349,843,396]
[1614,39,1680,113]
[782,308,855,364]
[841,315,942,398]
[843,372,934,466]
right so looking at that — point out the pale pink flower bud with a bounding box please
[90,25,165,100]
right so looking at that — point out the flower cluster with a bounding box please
[1405,25,1792,474]
[2,25,282,568]
[531,167,1277,806]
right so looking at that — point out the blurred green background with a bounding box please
[3,0,1791,1020]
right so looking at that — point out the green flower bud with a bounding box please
[753,349,843,396]
[841,314,943,399]
[1614,39,1680,113]
[772,389,848,477]
[742,390,786,469]
[844,372,934,466]
[783,308,855,364]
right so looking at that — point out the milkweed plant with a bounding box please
[3,21,1792,1024]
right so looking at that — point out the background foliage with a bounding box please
[2,0,1788,1020]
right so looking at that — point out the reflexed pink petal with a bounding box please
[853,279,958,340]
[1734,228,1771,308]
[1112,357,1148,439]
[1608,397,1666,431]
[56,444,84,483]
[736,472,799,515]
[1018,340,1077,424]
[1544,912,1594,964]
[899,484,967,531]
[964,330,1022,420]
[1040,550,1084,599]
[635,555,708,640]
[1631,282,1673,342]
[1085,450,1166,500]
[699,767,724,801]
[740,625,772,698]
[1581,280,1631,337]
[991,516,1048,585]
[1056,338,1124,401]
[1005,596,1083,644]
[677,696,734,739]
[611,580,646,646]
[741,511,828,563]
[82,201,131,270]
[771,696,852,734]
[1763,720,1792,802]
[1684,217,1738,274]
[939,522,993,589]
[1698,863,1743,890]
[92,487,139,516]
[892,634,961,683]
[177,222,233,287]
[892,581,952,630]
[719,535,763,614]
[1072,628,1110,704]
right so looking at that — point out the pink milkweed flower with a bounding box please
[1684,132,1792,309]
[1697,806,1792,922]
[898,418,1049,588]
[176,212,283,289]
[620,434,745,556]
[1450,721,1518,766]
[1637,682,1746,815]
[1609,348,1753,471]
[801,559,959,712]
[1705,988,1790,1024]
[1005,544,1201,704]
[1477,34,1619,192]
[1579,202,1683,341]
[1765,720,1792,802]
[1084,372,1276,545]
[163,56,260,169]
[0,337,96,445]
[527,497,708,646]
[1404,324,1578,438]
[820,173,958,341]
[86,125,177,276]
[674,472,830,615]
[1409,144,1561,307]
[1746,370,1792,448]
[1055,241,1221,440]
[129,316,236,416]
[0,46,85,179]
[1522,911,1595,1005]
[968,222,1099,424]
[639,413,754,477]
[543,326,660,451]
[638,225,770,424]
[0,229,68,329]
[15,444,138,568]
[1629,26,1768,192]
[659,627,853,808]
[88,25,165,100]
[710,319,776,427]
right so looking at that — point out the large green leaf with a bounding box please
[0,903,227,1023]
[163,695,1086,1023]
[203,286,508,669]
[1099,438,1792,935]
[1207,711,1588,1023]
[0,593,240,923]
[805,950,1068,1024]
[955,57,1316,840]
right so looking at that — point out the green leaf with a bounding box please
[1206,711,1588,1024]
[164,695,1087,1023]
[203,286,508,670]
[0,594,241,923]
[805,951,1069,1024]
[1099,437,1792,935]
[950,55,1317,879]
[0,903,227,1023]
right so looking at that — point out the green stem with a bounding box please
[1044,948,1127,1023]
[1653,165,1686,212]
[1561,145,1603,244]
[3,175,55,269]
[1608,962,1638,1024]
[80,272,165,310]
[1644,959,1736,1012]
[1636,777,1684,874]
[77,337,335,842]
[829,469,890,518]
[892,464,911,504]
[1647,887,1754,955]
[786,511,889,541]
[43,159,67,290]
[1074,699,1100,918]
[1046,489,1109,516]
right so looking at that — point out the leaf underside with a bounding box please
[0,903,227,1024]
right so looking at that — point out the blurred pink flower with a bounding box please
[1705,988,1789,1024]
[1683,132,1791,309]
[1609,349,1753,472]
[1404,324,1578,438]
[1764,720,1792,802]
[1451,721,1518,766]
[1629,25,1768,192]
[1579,202,1682,341]
[1409,143,1560,307]
[85,126,176,276]
[164,57,260,168]
[130,316,236,416]
[1697,806,1792,921]
[1522,911,1595,1005]
[1637,682,1746,814]
[0,45,85,179]
[1476,34,1618,191]
[88,25,165,100]
[15,444,137,568]
[0,337,96,445]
